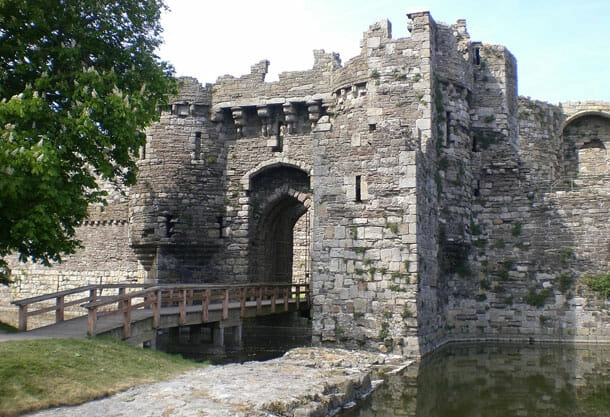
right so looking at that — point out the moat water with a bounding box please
[156,317,609,416]
[155,312,312,364]
[339,343,610,417]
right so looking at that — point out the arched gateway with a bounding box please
[246,164,312,284]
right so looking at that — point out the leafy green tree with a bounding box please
[0,0,176,283]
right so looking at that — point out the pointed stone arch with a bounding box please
[245,163,312,284]
[241,158,312,191]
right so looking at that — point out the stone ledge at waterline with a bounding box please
[24,347,411,417]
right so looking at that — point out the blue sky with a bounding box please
[159,0,610,104]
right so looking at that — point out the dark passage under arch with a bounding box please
[247,165,311,283]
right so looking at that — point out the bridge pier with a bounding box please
[212,320,242,346]
[213,326,224,346]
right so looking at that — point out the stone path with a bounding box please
[23,347,410,417]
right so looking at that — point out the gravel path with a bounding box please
[24,347,410,417]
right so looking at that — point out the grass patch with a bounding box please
[0,337,204,416]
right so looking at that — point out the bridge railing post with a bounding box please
[118,287,126,310]
[90,287,98,303]
[257,287,263,313]
[122,298,131,339]
[18,305,28,332]
[152,289,161,329]
[240,288,246,317]
[202,288,210,323]
[271,287,278,313]
[295,285,301,309]
[179,289,186,326]
[222,289,229,320]
[88,305,97,336]
[55,295,65,323]
[283,287,289,310]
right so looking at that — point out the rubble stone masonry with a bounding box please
[3,10,609,357]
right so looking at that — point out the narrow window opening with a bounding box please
[445,111,452,146]
[141,144,146,159]
[474,47,481,65]
[472,136,479,152]
[163,215,174,238]
[368,123,377,132]
[217,216,224,238]
[194,131,202,160]
[474,180,481,196]
[355,175,362,202]
[272,123,284,152]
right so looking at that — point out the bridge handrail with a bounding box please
[82,286,161,340]
[11,284,150,331]
[82,286,160,310]
[80,283,308,310]
[81,283,310,339]
[11,284,148,306]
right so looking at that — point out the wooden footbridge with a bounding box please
[10,283,310,346]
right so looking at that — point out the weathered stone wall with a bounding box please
[311,14,437,356]
[444,96,610,343]
[6,175,142,287]
[129,79,225,283]
[2,185,143,325]
[3,10,609,355]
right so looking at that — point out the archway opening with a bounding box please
[250,196,308,283]
[562,113,610,177]
[247,165,311,284]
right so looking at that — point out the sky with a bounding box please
[158,0,610,104]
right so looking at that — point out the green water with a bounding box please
[340,344,610,417]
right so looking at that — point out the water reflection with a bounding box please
[155,312,311,364]
[341,344,610,417]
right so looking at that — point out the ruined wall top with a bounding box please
[168,11,446,110]
[166,10,602,122]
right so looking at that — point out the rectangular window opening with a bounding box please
[445,111,452,146]
[368,123,377,132]
[355,175,362,202]
[474,47,481,65]
[194,131,202,160]
[217,216,224,238]
[474,180,481,196]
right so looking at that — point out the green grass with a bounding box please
[0,337,204,417]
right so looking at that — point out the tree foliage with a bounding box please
[0,0,176,283]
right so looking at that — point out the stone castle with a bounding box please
[3,10,609,357]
